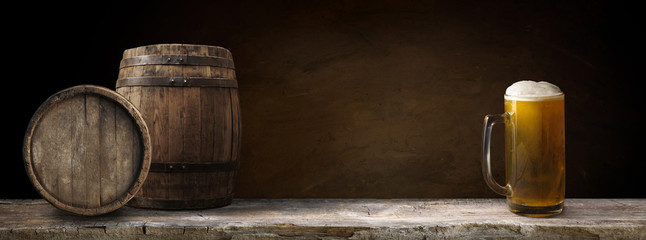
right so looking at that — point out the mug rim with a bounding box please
[504,93,564,101]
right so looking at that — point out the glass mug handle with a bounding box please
[482,113,510,196]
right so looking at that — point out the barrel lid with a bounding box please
[23,85,151,216]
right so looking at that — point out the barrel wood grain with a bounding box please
[23,85,151,216]
[117,44,240,209]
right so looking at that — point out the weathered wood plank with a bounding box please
[70,95,87,207]
[182,91,201,202]
[200,88,216,200]
[199,88,216,163]
[183,87,201,164]
[99,97,117,205]
[229,89,241,196]
[56,97,73,206]
[139,87,167,199]
[152,87,169,165]
[168,87,184,200]
[0,199,644,239]
[85,94,102,209]
[215,88,232,199]
[115,104,135,196]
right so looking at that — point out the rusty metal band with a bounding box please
[116,77,238,88]
[149,161,240,173]
[119,54,235,69]
[127,196,233,210]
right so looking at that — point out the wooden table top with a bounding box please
[1,198,644,239]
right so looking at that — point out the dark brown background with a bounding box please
[5,0,645,199]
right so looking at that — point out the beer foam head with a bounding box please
[505,80,563,101]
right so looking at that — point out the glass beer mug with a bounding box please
[482,80,565,217]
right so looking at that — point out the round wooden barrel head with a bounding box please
[23,85,151,216]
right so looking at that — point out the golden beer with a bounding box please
[482,81,565,217]
[504,94,565,216]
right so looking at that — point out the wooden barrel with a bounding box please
[23,85,152,216]
[116,44,241,209]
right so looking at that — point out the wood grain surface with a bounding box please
[1,198,644,239]
[22,85,151,216]
[116,44,241,209]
